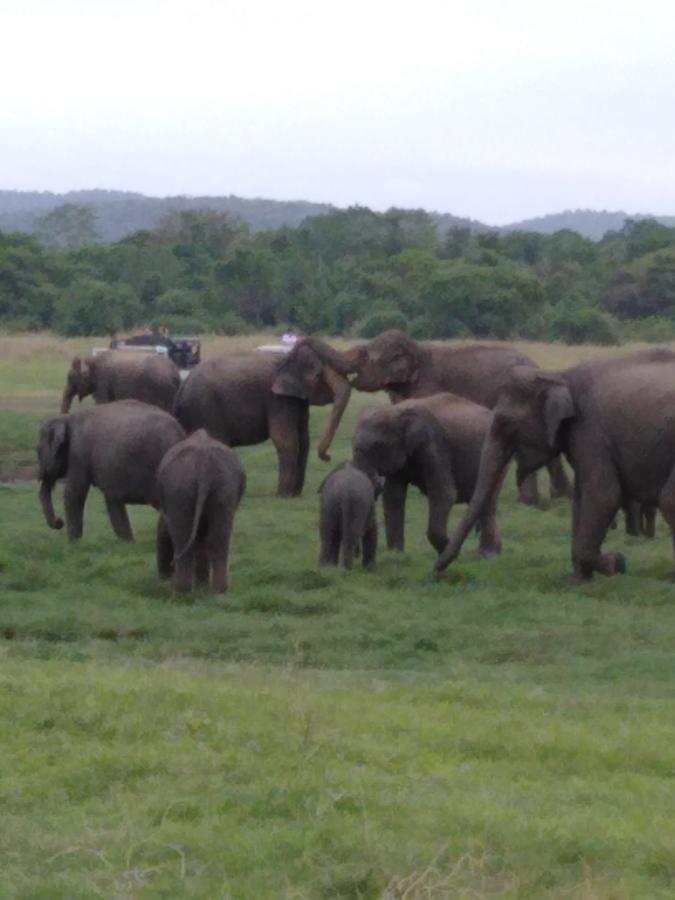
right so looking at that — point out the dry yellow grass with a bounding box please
[0,330,669,372]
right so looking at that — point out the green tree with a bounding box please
[53,278,142,336]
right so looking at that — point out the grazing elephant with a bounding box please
[299,331,572,505]
[434,348,675,581]
[156,430,246,593]
[61,351,181,413]
[38,400,185,541]
[173,343,351,497]
[317,461,381,569]
[352,393,503,557]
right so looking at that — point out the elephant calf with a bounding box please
[156,430,247,593]
[38,400,185,541]
[317,462,381,569]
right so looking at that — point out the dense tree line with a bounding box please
[2,206,675,343]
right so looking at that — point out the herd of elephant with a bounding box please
[36,330,675,591]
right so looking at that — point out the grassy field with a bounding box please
[2,334,675,898]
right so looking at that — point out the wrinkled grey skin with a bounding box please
[317,461,382,569]
[173,343,351,497]
[61,351,181,414]
[37,400,185,541]
[352,393,503,558]
[156,430,246,593]
[434,348,675,581]
[300,331,572,505]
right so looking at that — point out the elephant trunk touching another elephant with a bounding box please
[174,343,351,497]
[298,331,573,505]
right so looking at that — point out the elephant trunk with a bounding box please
[39,479,64,530]
[301,337,362,378]
[434,429,513,574]
[317,367,351,461]
[60,385,76,414]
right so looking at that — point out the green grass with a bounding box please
[2,335,675,897]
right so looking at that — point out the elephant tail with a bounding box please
[174,464,211,562]
[340,498,357,570]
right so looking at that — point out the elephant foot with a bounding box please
[478,546,501,560]
[598,552,627,577]
[517,494,539,508]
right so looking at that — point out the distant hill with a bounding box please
[1,191,674,243]
[502,209,675,240]
[0,189,336,242]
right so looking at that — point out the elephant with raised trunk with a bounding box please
[299,330,572,505]
[352,393,503,558]
[156,430,247,593]
[173,343,351,497]
[61,351,181,414]
[434,348,675,581]
[38,400,185,541]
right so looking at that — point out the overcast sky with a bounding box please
[2,0,675,224]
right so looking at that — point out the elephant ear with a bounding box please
[401,408,433,456]
[71,356,82,375]
[45,417,69,472]
[541,381,575,447]
[272,344,323,400]
[384,335,421,386]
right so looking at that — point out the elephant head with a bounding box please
[271,342,352,460]
[301,330,422,393]
[36,416,70,530]
[353,405,438,477]
[434,366,575,572]
[61,356,95,413]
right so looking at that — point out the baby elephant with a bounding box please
[318,462,381,569]
[156,430,246,593]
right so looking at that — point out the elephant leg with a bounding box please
[293,407,310,496]
[194,539,210,586]
[426,485,456,555]
[657,471,675,578]
[270,408,302,498]
[547,458,573,500]
[105,497,134,542]
[361,515,378,569]
[642,505,657,538]
[623,501,642,536]
[64,476,90,540]
[319,511,340,566]
[477,507,502,558]
[518,472,540,506]
[571,477,623,581]
[383,478,408,551]
[207,509,234,592]
[156,516,174,580]
[173,553,194,593]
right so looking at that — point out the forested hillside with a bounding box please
[0,190,338,242]
[2,205,675,344]
[3,190,674,244]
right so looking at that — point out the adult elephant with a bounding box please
[352,393,503,557]
[173,343,350,497]
[300,330,572,505]
[61,351,181,413]
[434,348,675,581]
[38,400,185,541]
